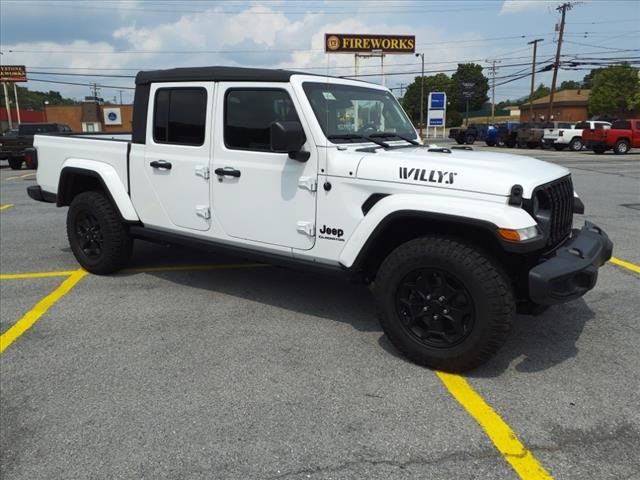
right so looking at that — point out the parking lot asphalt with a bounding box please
[1,145,639,480]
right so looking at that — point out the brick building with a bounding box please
[520,89,590,123]
[44,102,133,132]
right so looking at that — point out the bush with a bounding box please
[446,110,463,127]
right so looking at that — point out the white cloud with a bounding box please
[500,0,556,15]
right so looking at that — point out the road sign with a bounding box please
[429,92,446,110]
[0,65,27,82]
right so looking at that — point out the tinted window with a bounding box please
[612,120,631,129]
[595,123,606,129]
[575,121,589,129]
[225,89,301,151]
[558,123,572,129]
[153,88,207,146]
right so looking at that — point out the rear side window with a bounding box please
[558,123,572,129]
[575,121,589,129]
[153,88,207,146]
[224,89,301,152]
[612,120,631,129]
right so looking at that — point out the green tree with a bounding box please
[531,83,550,101]
[449,63,489,112]
[401,73,452,124]
[588,64,640,116]
[559,80,581,90]
[582,68,603,89]
[0,85,79,110]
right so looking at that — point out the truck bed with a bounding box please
[34,133,131,196]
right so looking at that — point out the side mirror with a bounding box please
[270,121,310,162]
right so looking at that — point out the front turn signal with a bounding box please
[497,226,540,242]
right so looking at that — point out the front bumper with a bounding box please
[528,221,613,305]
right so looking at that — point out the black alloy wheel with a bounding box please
[396,268,475,348]
[74,211,105,260]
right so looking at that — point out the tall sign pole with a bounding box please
[12,82,21,124]
[548,2,574,120]
[528,38,544,122]
[2,82,12,129]
[416,52,425,139]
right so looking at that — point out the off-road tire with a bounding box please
[8,157,23,170]
[67,191,132,274]
[464,134,475,145]
[613,139,630,155]
[374,236,514,372]
[569,137,583,152]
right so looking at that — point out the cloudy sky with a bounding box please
[1,0,638,103]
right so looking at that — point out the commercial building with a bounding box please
[520,89,590,122]
[44,101,133,132]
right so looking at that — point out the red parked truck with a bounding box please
[583,119,640,154]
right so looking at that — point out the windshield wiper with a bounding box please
[368,132,421,146]
[327,134,390,148]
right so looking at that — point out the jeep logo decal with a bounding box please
[399,167,458,185]
[319,225,345,242]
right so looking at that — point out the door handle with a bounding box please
[214,167,241,178]
[150,160,172,170]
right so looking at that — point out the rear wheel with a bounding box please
[8,157,23,170]
[613,139,630,154]
[67,191,132,274]
[374,236,514,372]
[569,137,583,151]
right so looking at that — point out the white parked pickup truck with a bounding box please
[28,67,612,372]
[542,120,611,151]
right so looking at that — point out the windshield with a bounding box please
[302,82,417,143]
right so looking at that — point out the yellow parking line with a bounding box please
[436,371,553,480]
[0,203,14,211]
[122,263,270,273]
[0,270,77,280]
[0,268,88,354]
[610,257,640,274]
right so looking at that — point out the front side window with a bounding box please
[153,88,207,146]
[224,89,301,151]
[302,82,416,143]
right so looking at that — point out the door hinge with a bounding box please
[296,221,315,236]
[195,166,210,180]
[298,176,317,192]
[195,206,211,220]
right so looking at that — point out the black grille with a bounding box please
[533,176,574,247]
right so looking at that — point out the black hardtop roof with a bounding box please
[135,66,325,85]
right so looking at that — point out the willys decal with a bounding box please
[399,167,458,185]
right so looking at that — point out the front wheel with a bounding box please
[67,191,132,274]
[374,236,514,372]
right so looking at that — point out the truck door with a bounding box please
[211,85,317,250]
[131,83,213,231]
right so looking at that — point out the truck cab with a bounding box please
[27,66,612,372]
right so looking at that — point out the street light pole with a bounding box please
[415,52,425,139]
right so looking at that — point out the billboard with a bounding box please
[0,65,27,82]
[325,34,415,53]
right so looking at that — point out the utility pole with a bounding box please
[548,2,575,120]
[486,59,501,124]
[2,82,12,129]
[118,89,124,105]
[528,38,544,122]
[415,52,425,139]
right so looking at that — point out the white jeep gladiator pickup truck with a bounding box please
[28,66,612,372]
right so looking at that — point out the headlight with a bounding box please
[497,225,541,242]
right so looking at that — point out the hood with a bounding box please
[355,146,570,197]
